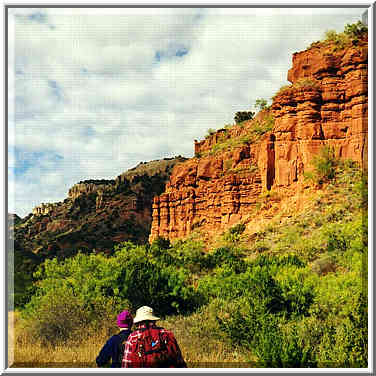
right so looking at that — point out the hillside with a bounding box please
[150,29,367,242]
[11,156,186,306]
[13,158,367,367]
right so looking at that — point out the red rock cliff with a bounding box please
[150,35,368,242]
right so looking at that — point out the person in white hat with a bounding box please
[122,306,187,368]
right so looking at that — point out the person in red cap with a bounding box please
[96,310,133,368]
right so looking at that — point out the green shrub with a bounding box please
[205,128,216,138]
[22,288,120,345]
[234,111,255,124]
[169,239,211,273]
[206,246,247,273]
[275,79,320,97]
[344,21,367,38]
[255,98,268,111]
[321,22,367,51]
[23,243,203,342]
[229,223,246,235]
[253,316,316,367]
[305,146,337,185]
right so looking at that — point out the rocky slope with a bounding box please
[150,33,368,242]
[12,157,186,260]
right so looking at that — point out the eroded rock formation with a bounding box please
[150,35,368,242]
[14,157,186,259]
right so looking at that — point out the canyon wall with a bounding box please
[150,36,368,242]
[16,157,185,258]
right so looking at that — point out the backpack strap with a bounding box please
[116,330,131,365]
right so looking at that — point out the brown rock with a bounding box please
[150,35,368,243]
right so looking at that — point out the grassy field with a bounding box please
[10,310,253,368]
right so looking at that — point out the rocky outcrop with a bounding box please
[151,146,262,240]
[32,202,63,216]
[14,157,186,259]
[271,37,368,186]
[68,180,115,200]
[150,35,368,242]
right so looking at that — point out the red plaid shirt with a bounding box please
[122,322,186,368]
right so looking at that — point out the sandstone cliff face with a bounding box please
[150,36,368,242]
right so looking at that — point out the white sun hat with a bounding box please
[133,306,160,324]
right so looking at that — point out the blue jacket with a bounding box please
[96,329,132,368]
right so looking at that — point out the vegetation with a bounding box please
[254,98,268,111]
[12,158,367,367]
[304,146,338,185]
[205,128,216,139]
[252,114,274,136]
[310,21,367,51]
[197,113,275,158]
[274,78,320,98]
[234,111,255,124]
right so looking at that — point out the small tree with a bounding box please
[344,21,367,38]
[234,111,255,124]
[255,99,268,111]
[205,128,216,138]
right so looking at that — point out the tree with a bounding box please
[234,111,255,124]
[255,98,268,111]
[344,21,367,38]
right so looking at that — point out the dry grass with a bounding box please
[160,314,255,368]
[10,309,256,368]
[10,310,113,368]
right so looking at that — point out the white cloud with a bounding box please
[8,7,366,217]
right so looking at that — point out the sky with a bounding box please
[8,7,366,217]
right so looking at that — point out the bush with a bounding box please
[22,288,120,345]
[255,98,268,111]
[205,128,216,138]
[206,246,247,273]
[169,239,211,273]
[234,111,255,124]
[253,316,316,367]
[305,146,337,185]
[344,21,367,38]
[322,22,367,51]
[22,243,203,344]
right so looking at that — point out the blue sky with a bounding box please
[8,7,366,217]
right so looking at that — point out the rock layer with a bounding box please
[14,157,186,259]
[150,36,368,242]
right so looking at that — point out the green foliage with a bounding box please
[304,146,337,185]
[22,243,203,344]
[18,160,367,364]
[324,29,349,50]
[252,115,275,135]
[13,245,41,308]
[205,128,216,138]
[206,246,247,274]
[253,316,316,367]
[221,223,246,244]
[234,111,255,124]
[321,22,367,51]
[254,98,268,111]
[344,21,367,38]
[275,79,320,97]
